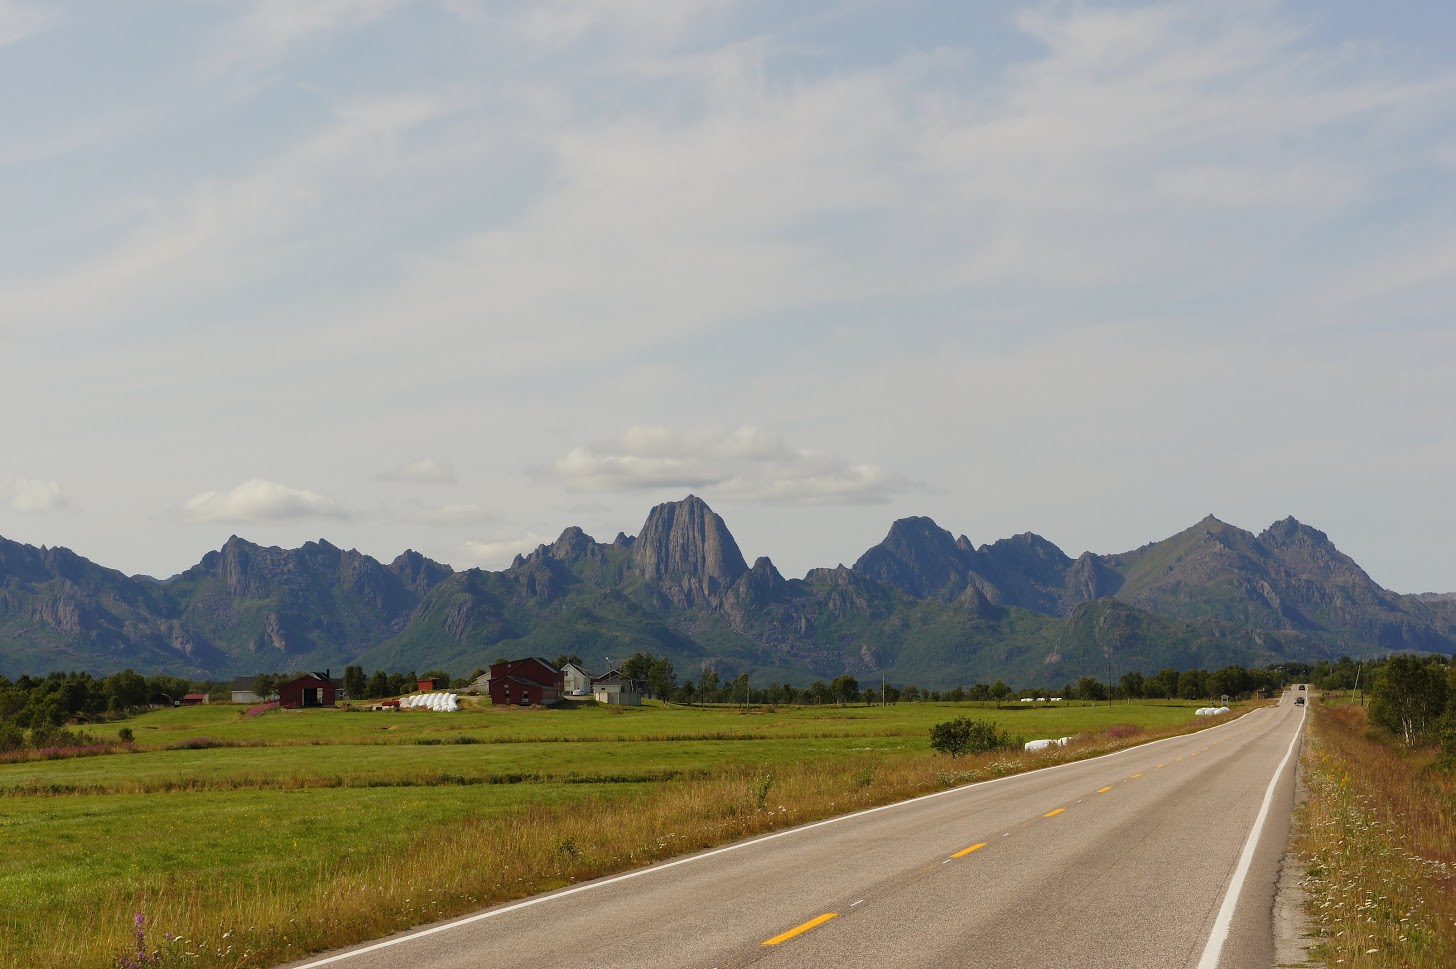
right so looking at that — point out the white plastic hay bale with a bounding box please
[1024,739,1054,751]
[1216,706,1230,714]
[1195,707,1216,716]
[1050,697,1063,703]
[1055,737,1070,746]
[1020,698,1033,702]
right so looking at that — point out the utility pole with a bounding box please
[881,672,885,708]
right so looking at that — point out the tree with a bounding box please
[1073,676,1107,702]
[367,671,390,699]
[343,666,367,699]
[988,680,1012,703]
[647,657,676,701]
[698,667,720,703]
[946,686,966,703]
[830,675,860,706]
[1371,655,1449,746]
[254,673,280,701]
[929,717,1015,758]
[1119,671,1146,699]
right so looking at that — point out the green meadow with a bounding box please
[0,698,1228,969]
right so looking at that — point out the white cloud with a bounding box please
[379,457,457,484]
[545,426,910,504]
[183,479,346,523]
[410,502,488,525]
[3,94,446,333]
[0,0,53,47]
[211,0,407,75]
[11,479,67,513]
[459,531,551,569]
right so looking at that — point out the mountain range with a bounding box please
[1,496,1452,687]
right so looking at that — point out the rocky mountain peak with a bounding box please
[631,495,748,608]
[853,516,975,600]
[550,526,600,563]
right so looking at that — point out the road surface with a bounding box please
[285,693,1306,969]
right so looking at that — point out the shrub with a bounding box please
[929,717,1016,758]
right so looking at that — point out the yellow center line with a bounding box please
[763,913,838,946]
[1130,773,1143,778]
[952,842,988,858]
[1156,764,1166,769]
[1044,808,1065,817]
[1176,757,1184,762]
[1096,786,1112,793]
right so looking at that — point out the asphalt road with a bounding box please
[285,693,1306,969]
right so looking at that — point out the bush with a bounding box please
[929,717,1016,758]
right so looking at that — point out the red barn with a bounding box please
[277,671,338,709]
[487,657,563,707]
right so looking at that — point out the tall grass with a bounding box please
[3,713,1229,969]
[1295,702,1456,968]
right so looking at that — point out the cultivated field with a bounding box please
[1,697,1239,969]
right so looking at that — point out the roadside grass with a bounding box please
[1295,702,1456,968]
[2,700,1238,968]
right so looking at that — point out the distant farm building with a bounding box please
[560,662,592,696]
[180,693,208,706]
[591,669,644,707]
[417,678,439,692]
[277,672,338,709]
[487,657,564,707]
[231,676,266,704]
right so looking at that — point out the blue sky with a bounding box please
[3,0,1455,593]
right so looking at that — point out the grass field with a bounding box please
[1,697,1236,969]
[1294,700,1456,968]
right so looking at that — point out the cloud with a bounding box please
[409,502,489,525]
[0,1,53,47]
[183,479,346,523]
[544,426,910,504]
[3,94,446,333]
[459,532,551,569]
[11,479,67,513]
[378,457,457,484]
[210,0,407,75]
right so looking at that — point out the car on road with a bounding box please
[1298,684,1306,691]
[1296,696,1305,705]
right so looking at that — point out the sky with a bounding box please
[2,0,1455,593]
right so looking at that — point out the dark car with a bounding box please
[1298,684,1306,691]
[1296,696,1305,705]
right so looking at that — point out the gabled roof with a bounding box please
[232,676,260,690]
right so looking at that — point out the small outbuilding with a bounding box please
[277,671,338,709]
[231,676,266,704]
[591,669,644,707]
[487,657,564,707]
[180,693,209,706]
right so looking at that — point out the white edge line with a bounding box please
[289,707,1270,968]
[1195,704,1306,969]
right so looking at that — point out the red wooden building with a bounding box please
[487,657,564,707]
[277,671,338,708]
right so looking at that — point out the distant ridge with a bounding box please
[0,499,1450,684]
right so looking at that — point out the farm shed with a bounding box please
[278,671,338,709]
[591,669,644,707]
[487,658,564,707]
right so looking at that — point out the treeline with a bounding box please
[0,669,220,753]
[596,653,1297,707]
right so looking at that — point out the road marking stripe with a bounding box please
[763,913,837,946]
[1044,808,1065,817]
[1096,786,1112,793]
[1130,773,1143,778]
[952,842,988,858]
[1196,705,1306,969]
[286,710,1260,967]
[1156,764,1166,769]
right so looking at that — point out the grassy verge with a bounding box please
[1,701,1238,969]
[1294,702,1456,968]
